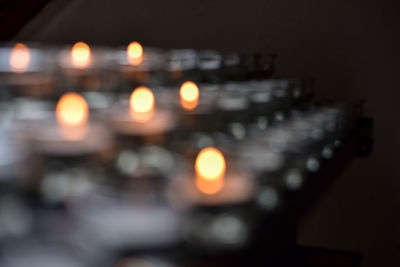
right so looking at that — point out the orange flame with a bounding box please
[195,147,226,194]
[127,41,143,66]
[180,81,199,110]
[9,43,30,73]
[71,42,91,69]
[56,92,89,127]
[129,86,155,121]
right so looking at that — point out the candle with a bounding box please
[168,147,255,207]
[116,42,164,87]
[166,146,255,250]
[111,86,175,138]
[194,147,226,195]
[70,42,91,69]
[180,81,199,111]
[129,86,154,121]
[119,41,147,85]
[58,42,118,92]
[56,92,89,140]
[111,87,177,197]
[127,41,143,66]
[58,42,96,91]
[9,43,31,73]
[176,82,220,135]
[25,92,111,156]
[0,44,55,97]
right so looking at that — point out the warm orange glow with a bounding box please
[9,43,30,73]
[127,41,143,66]
[180,81,199,110]
[56,92,89,127]
[195,175,224,195]
[195,147,226,194]
[129,86,155,121]
[71,42,91,68]
[181,98,198,110]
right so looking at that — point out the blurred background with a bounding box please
[1,0,399,266]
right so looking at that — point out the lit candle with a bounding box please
[58,42,116,91]
[116,42,164,86]
[180,81,199,111]
[111,86,175,138]
[176,83,219,134]
[194,147,225,195]
[56,41,94,71]
[9,43,30,73]
[129,86,154,121]
[168,147,255,207]
[127,41,143,66]
[70,42,91,69]
[25,92,111,156]
[0,43,54,96]
[56,92,89,140]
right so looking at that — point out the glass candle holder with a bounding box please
[57,44,119,93]
[0,43,56,99]
[167,146,258,252]
[115,46,165,90]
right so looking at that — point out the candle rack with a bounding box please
[0,42,372,267]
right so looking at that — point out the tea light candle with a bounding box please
[0,43,55,97]
[168,147,254,207]
[180,81,200,111]
[126,41,144,66]
[115,42,164,87]
[58,42,117,92]
[9,43,31,73]
[26,92,111,156]
[59,42,92,69]
[111,86,176,139]
[176,82,219,134]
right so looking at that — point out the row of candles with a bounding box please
[0,43,360,266]
[0,42,276,98]
[0,41,274,73]
[1,41,147,73]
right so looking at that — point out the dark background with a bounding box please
[3,0,400,266]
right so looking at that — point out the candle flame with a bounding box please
[180,81,199,110]
[9,43,30,73]
[71,42,91,68]
[195,147,226,194]
[127,41,143,66]
[130,86,155,121]
[56,92,89,127]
